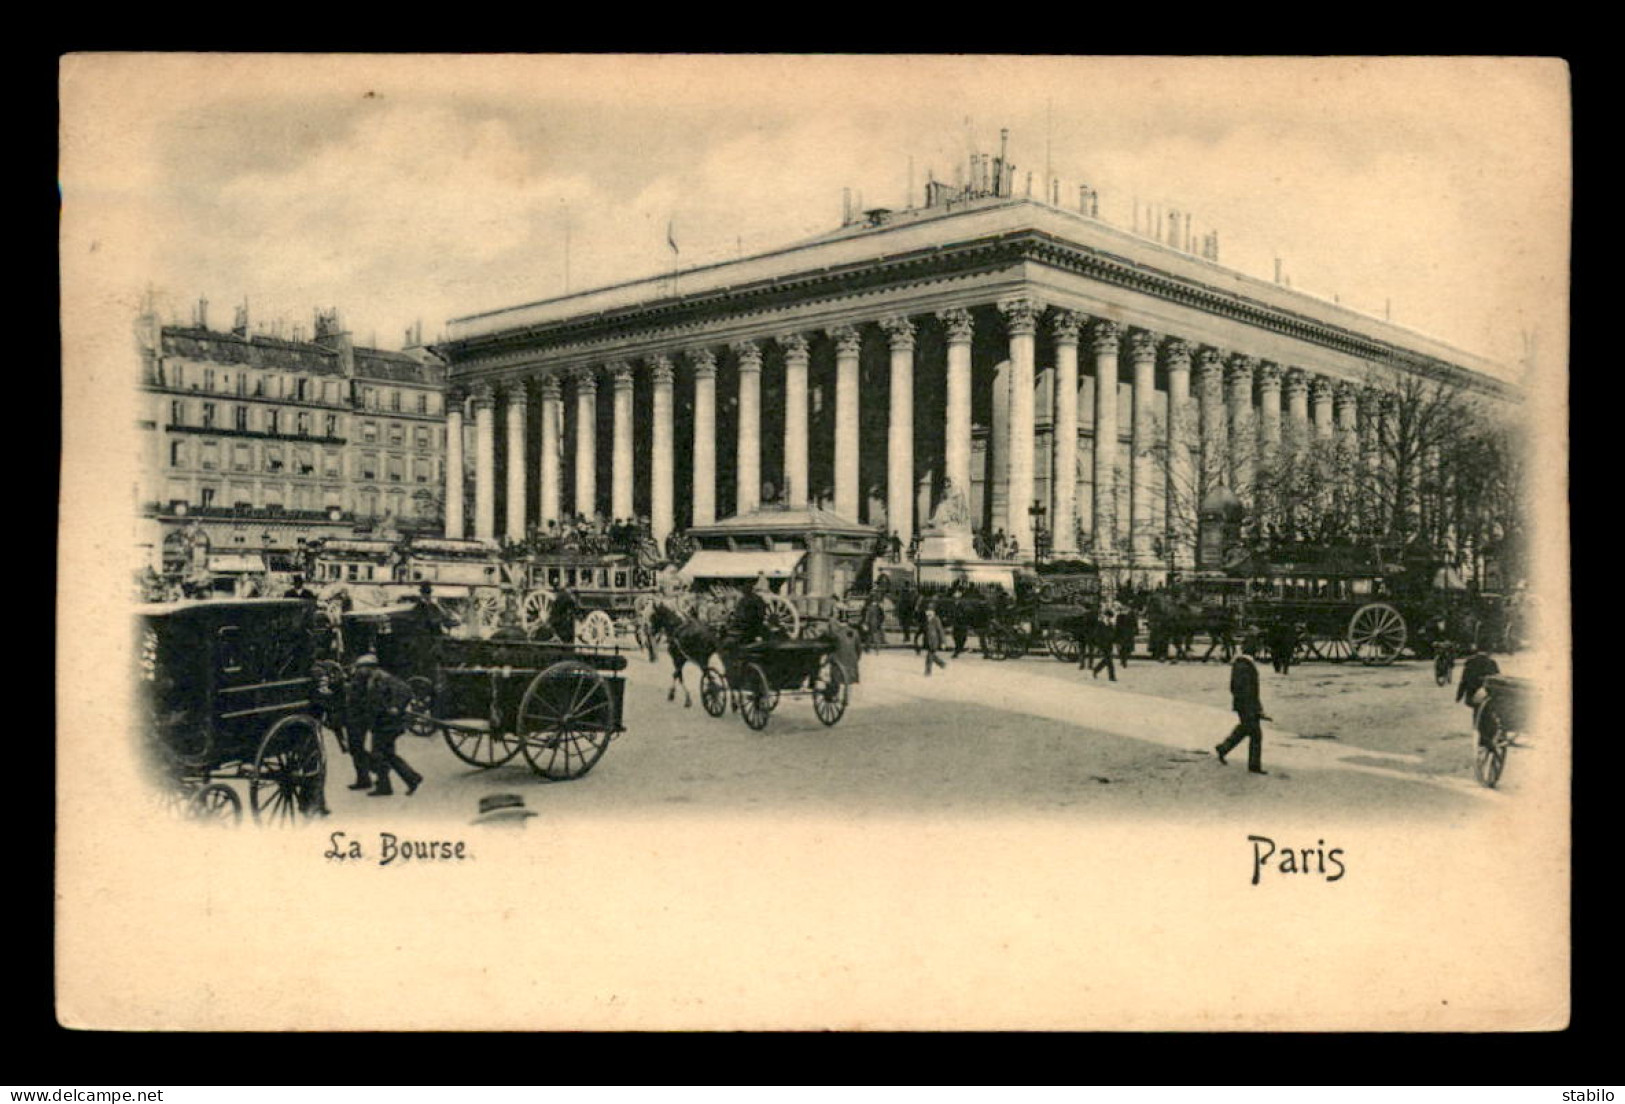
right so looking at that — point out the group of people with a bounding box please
[971,528,1022,561]
[514,515,653,557]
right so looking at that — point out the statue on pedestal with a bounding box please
[925,478,971,535]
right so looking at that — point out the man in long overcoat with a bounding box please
[1215,638,1269,774]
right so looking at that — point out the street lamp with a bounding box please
[1028,500,1049,563]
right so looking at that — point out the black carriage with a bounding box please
[333,606,628,781]
[1473,674,1537,789]
[136,598,328,825]
[704,639,850,731]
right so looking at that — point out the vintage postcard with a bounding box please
[58,54,1571,1031]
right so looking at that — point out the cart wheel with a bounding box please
[442,722,521,769]
[517,660,617,780]
[521,589,554,634]
[739,663,775,731]
[763,594,800,640]
[188,782,242,825]
[812,657,849,727]
[250,714,327,826]
[469,591,505,639]
[1474,704,1509,788]
[1310,634,1352,663]
[700,666,729,718]
[799,619,827,640]
[577,610,615,648]
[407,676,437,737]
[1350,603,1406,666]
[1045,626,1081,664]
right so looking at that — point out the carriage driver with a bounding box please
[348,653,423,798]
[726,573,772,648]
[548,585,580,644]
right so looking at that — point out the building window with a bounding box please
[363,387,377,410]
[417,393,428,415]
[266,445,284,472]
[390,390,402,412]
[236,375,247,397]
[414,458,429,483]
[253,375,265,397]
[296,378,310,402]
[362,421,378,443]
[204,368,216,390]
[170,400,185,426]
[200,441,219,471]
[200,486,216,508]
[267,409,281,434]
[388,423,404,446]
[296,448,315,475]
[361,453,377,481]
[324,450,341,478]
[232,444,251,471]
[296,411,311,436]
[169,441,186,467]
[201,403,216,428]
[325,413,338,437]
[414,427,429,449]
[387,456,404,482]
[234,405,248,431]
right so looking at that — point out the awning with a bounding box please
[207,553,268,573]
[678,549,805,581]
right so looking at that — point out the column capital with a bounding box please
[446,386,467,407]
[1283,367,1310,396]
[648,354,675,386]
[538,373,563,401]
[1334,380,1360,405]
[1226,354,1257,384]
[688,347,717,379]
[1090,319,1123,353]
[1257,361,1283,388]
[1360,384,1383,411]
[607,360,635,389]
[1128,328,1160,362]
[879,315,917,350]
[731,340,763,372]
[471,382,497,408]
[1196,347,1226,380]
[1163,338,1195,370]
[1048,308,1086,345]
[503,380,528,405]
[938,307,976,343]
[828,324,863,356]
[1377,391,1398,415]
[567,365,598,392]
[779,332,810,361]
[1310,375,1335,404]
[998,296,1044,336]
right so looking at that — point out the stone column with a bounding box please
[1128,328,1158,565]
[1257,362,1283,456]
[609,361,635,522]
[690,349,717,526]
[650,355,675,546]
[733,341,762,517]
[1197,348,1226,495]
[1311,376,1336,440]
[829,325,862,521]
[1284,368,1311,449]
[538,375,562,527]
[781,333,809,508]
[1047,309,1083,555]
[1378,392,1399,532]
[938,309,974,507]
[472,383,496,541]
[1226,354,1256,496]
[504,382,527,542]
[1164,339,1194,566]
[880,316,917,546]
[1359,385,1382,534]
[1334,381,1361,527]
[999,298,1041,554]
[444,389,465,538]
[1091,319,1122,558]
[571,367,598,519]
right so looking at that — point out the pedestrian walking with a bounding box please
[1115,606,1138,667]
[1267,620,1299,675]
[888,531,903,563]
[1215,637,1271,775]
[1086,607,1117,681]
[349,654,423,797]
[922,600,948,676]
[862,595,886,652]
[947,594,970,658]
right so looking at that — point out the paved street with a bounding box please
[316,643,1556,826]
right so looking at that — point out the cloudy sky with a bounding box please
[62,55,1569,374]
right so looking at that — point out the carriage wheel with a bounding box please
[739,663,775,731]
[250,714,327,826]
[577,610,616,648]
[1312,634,1354,663]
[1350,603,1406,666]
[517,660,616,780]
[407,676,437,737]
[798,618,828,640]
[1473,704,1509,788]
[442,721,522,769]
[470,591,504,638]
[700,666,729,718]
[188,783,242,825]
[521,589,555,634]
[1045,626,1081,664]
[811,657,849,727]
[763,594,800,640]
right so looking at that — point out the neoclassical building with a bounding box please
[435,191,1517,568]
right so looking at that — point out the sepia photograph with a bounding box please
[58,53,1571,1031]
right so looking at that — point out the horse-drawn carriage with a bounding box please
[516,549,661,650]
[136,598,328,825]
[700,638,851,731]
[329,605,628,781]
[308,536,512,638]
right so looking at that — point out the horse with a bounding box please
[645,601,723,708]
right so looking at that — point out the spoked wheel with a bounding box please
[576,610,616,649]
[1474,704,1509,788]
[517,660,617,780]
[521,589,555,635]
[700,666,729,718]
[1045,626,1081,663]
[250,714,327,826]
[738,663,775,731]
[471,591,505,638]
[763,594,800,640]
[188,782,243,825]
[799,619,828,640]
[1310,634,1355,663]
[1350,603,1406,666]
[442,719,522,769]
[811,657,849,727]
[406,676,438,737]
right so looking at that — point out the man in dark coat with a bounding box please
[1457,648,1501,713]
[725,576,770,648]
[282,574,316,601]
[921,600,948,676]
[548,586,580,644]
[1215,638,1270,774]
[946,594,971,658]
[1085,607,1117,681]
[348,654,423,797]
[1114,607,1138,667]
[1267,619,1300,675]
[895,587,920,653]
[862,596,886,653]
